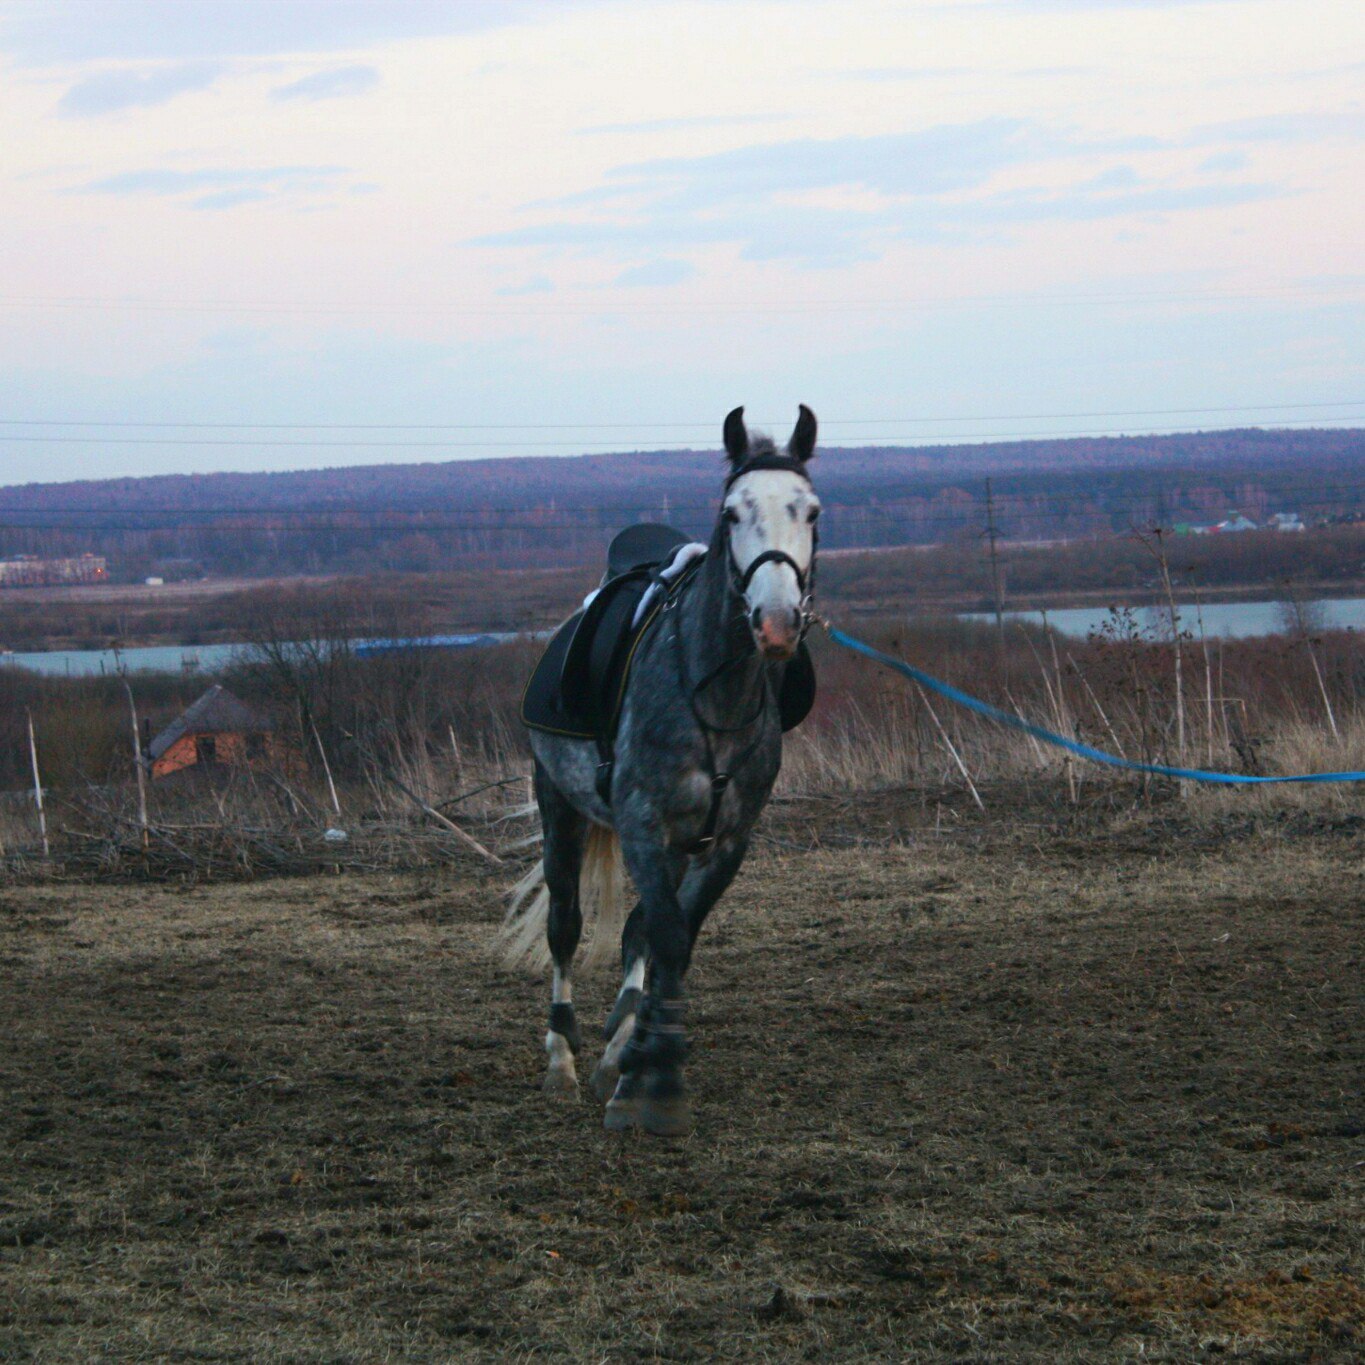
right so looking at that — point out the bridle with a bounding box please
[653,452,819,852]
[722,452,818,640]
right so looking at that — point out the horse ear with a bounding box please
[789,404,817,463]
[723,406,748,466]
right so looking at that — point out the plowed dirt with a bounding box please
[2,803,1361,1360]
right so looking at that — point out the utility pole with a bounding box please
[984,478,1006,665]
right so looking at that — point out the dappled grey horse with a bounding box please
[502,405,821,1136]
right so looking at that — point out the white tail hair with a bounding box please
[498,822,627,973]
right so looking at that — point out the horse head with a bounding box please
[721,404,819,661]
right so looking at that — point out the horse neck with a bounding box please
[677,519,763,713]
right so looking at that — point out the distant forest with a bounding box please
[1,427,1360,580]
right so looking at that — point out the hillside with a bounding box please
[1,427,1360,579]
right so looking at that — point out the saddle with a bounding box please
[520,524,817,743]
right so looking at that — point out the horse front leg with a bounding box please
[605,826,693,1137]
[589,900,647,1102]
[595,835,752,1118]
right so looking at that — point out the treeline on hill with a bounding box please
[0,428,1360,579]
[1,525,1363,653]
[0,567,592,652]
[824,523,1365,613]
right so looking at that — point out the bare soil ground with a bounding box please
[1,798,1361,1361]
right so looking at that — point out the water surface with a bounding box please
[958,598,1365,640]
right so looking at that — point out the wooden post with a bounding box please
[1192,590,1215,767]
[123,681,149,850]
[1287,591,1339,740]
[984,477,1007,672]
[309,715,343,819]
[25,709,49,860]
[1149,529,1185,765]
[1138,526,1188,792]
[916,686,984,812]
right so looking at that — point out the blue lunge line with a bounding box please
[825,625,1365,786]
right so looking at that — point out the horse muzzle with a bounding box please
[752,607,802,660]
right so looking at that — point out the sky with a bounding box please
[0,0,1362,484]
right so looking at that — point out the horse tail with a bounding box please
[499,822,627,973]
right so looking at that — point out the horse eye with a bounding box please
[807,507,821,523]
[723,507,740,524]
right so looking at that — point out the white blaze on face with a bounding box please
[724,468,819,659]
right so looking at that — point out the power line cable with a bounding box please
[3,476,1361,520]
[1,416,1363,449]
[2,399,1363,430]
[0,282,1358,316]
[3,493,1358,534]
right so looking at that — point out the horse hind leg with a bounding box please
[540,781,586,1099]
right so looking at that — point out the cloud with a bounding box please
[972,0,1245,8]
[271,64,379,102]
[1078,165,1143,191]
[1199,150,1248,173]
[967,181,1283,227]
[497,274,554,295]
[0,1,601,63]
[583,119,1045,206]
[613,259,695,287]
[472,120,1286,266]
[1200,111,1365,144]
[75,164,350,210]
[472,121,1063,264]
[830,66,977,82]
[579,114,788,136]
[190,188,273,211]
[56,61,223,116]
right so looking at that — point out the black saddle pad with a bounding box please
[520,608,592,739]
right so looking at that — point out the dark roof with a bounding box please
[148,684,272,759]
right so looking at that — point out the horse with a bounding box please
[501,404,821,1137]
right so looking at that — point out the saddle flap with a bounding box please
[520,609,592,738]
[560,570,653,733]
[778,643,817,732]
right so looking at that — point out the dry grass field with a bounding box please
[2,795,1362,1361]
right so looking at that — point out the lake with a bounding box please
[958,598,1365,639]
[4,599,1362,675]
[0,633,521,678]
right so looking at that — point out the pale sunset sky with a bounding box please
[1,0,1362,483]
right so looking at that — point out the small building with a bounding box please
[147,684,283,780]
[0,553,108,588]
[1210,513,1258,533]
[1267,512,1305,532]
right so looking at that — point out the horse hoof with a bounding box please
[603,1095,641,1132]
[638,1096,693,1138]
[589,1058,619,1103]
[542,1068,580,1100]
